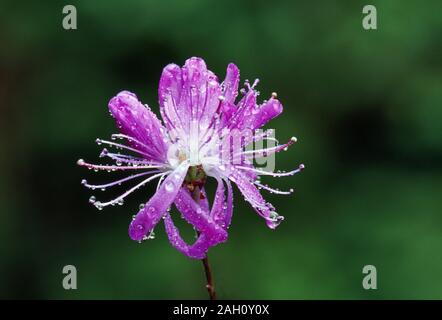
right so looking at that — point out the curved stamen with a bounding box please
[111,134,152,150]
[235,163,305,177]
[254,181,294,195]
[112,132,164,157]
[236,137,296,158]
[91,171,171,209]
[77,159,167,171]
[103,151,164,166]
[81,170,162,190]
[96,138,153,158]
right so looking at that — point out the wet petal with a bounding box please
[224,179,234,229]
[230,169,283,229]
[109,91,168,162]
[174,187,228,244]
[163,213,211,259]
[158,64,189,132]
[128,162,189,241]
[181,57,222,122]
[228,88,257,130]
[223,63,240,104]
[211,178,233,230]
[251,97,283,130]
[200,187,210,212]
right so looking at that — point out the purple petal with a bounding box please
[211,178,226,226]
[200,187,210,213]
[174,187,228,245]
[109,91,168,162]
[163,213,211,259]
[251,97,283,130]
[181,57,222,121]
[158,64,189,132]
[223,63,240,104]
[210,178,234,230]
[159,57,223,135]
[228,88,257,130]
[223,179,234,229]
[128,162,189,241]
[230,169,283,229]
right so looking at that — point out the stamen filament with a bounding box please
[92,171,171,208]
[254,181,293,195]
[96,139,153,158]
[235,164,305,177]
[82,170,162,189]
[77,159,166,171]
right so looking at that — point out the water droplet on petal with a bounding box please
[165,181,175,192]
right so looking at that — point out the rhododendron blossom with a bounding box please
[78,57,303,259]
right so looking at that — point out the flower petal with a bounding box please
[251,97,283,130]
[128,162,189,241]
[223,178,234,229]
[228,88,257,130]
[200,187,210,212]
[163,213,210,259]
[109,91,168,162]
[211,178,233,230]
[230,168,283,229]
[223,63,240,104]
[181,57,222,123]
[174,187,228,245]
[158,64,189,133]
[211,178,226,226]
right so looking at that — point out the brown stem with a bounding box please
[192,186,217,300]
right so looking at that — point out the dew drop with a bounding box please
[100,148,108,158]
[89,196,96,203]
[94,201,103,211]
[165,181,175,192]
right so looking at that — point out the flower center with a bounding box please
[184,165,207,193]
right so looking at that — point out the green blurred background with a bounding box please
[1,0,441,299]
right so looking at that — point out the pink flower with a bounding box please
[78,57,303,259]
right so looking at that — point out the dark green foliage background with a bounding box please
[0,0,441,299]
